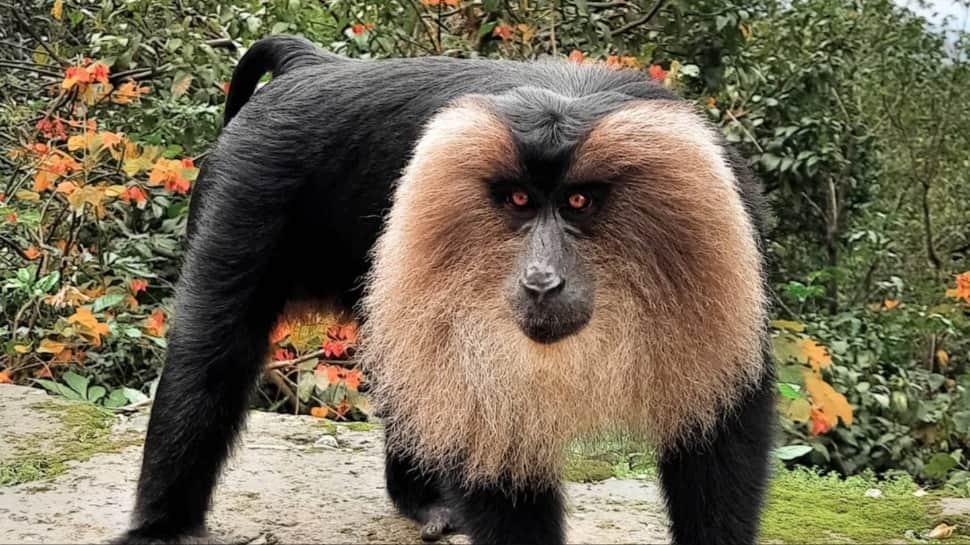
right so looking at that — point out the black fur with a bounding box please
[118,36,774,545]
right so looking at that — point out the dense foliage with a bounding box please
[1,0,968,488]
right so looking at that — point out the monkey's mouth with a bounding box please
[518,314,590,344]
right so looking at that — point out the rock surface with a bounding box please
[0,385,669,544]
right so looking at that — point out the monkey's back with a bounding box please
[191,56,679,303]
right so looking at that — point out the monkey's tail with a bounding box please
[223,35,335,126]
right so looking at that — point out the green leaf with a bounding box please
[925,453,957,480]
[759,153,782,170]
[478,21,497,39]
[954,412,970,435]
[87,385,107,404]
[778,383,802,400]
[93,293,125,312]
[103,389,128,408]
[122,387,149,404]
[297,373,315,403]
[774,445,813,460]
[63,371,90,397]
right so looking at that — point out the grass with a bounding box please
[760,468,939,543]
[562,436,969,544]
[0,401,140,487]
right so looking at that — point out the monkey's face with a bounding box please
[497,183,599,343]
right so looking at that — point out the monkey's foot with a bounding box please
[111,528,215,544]
[420,505,457,542]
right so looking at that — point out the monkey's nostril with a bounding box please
[521,266,565,298]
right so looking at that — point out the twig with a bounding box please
[725,109,765,153]
[0,234,30,260]
[264,368,299,413]
[10,9,67,66]
[0,60,62,78]
[204,38,237,49]
[612,0,665,35]
[109,64,171,83]
[405,0,442,53]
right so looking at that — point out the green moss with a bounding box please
[340,421,375,432]
[564,457,615,483]
[0,402,141,487]
[761,468,946,544]
[312,420,338,435]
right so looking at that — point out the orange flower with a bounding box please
[120,186,148,205]
[492,25,513,40]
[946,271,970,304]
[148,158,196,195]
[129,279,148,294]
[648,64,668,82]
[5,212,16,223]
[24,247,41,260]
[343,368,362,391]
[62,65,92,89]
[112,81,150,104]
[310,406,329,418]
[568,50,585,63]
[883,299,900,309]
[326,323,358,344]
[56,181,77,195]
[323,340,347,359]
[144,309,166,337]
[0,369,11,384]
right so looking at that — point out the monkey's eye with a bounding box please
[507,190,531,208]
[567,192,591,211]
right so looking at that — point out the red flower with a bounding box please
[351,23,367,36]
[809,406,831,436]
[129,279,148,294]
[90,63,110,85]
[273,348,295,362]
[322,340,347,359]
[648,64,668,82]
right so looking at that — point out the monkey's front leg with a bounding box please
[451,480,566,545]
[658,365,776,545]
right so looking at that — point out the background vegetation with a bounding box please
[1,0,968,494]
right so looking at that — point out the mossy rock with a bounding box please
[564,457,615,483]
[0,400,140,487]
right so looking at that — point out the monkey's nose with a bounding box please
[521,264,564,299]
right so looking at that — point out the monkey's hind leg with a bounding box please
[450,480,566,545]
[658,363,775,545]
[384,441,458,542]
[118,184,291,543]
